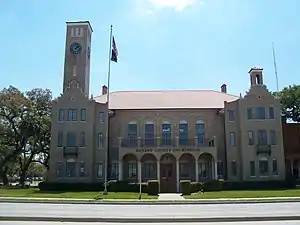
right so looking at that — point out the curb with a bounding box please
[1,216,300,223]
[1,198,300,205]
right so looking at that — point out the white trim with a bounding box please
[66,21,93,33]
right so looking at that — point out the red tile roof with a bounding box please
[94,90,239,110]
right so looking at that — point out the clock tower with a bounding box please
[63,21,93,96]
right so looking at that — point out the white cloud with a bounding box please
[134,0,203,16]
[148,0,199,12]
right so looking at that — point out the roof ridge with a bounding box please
[94,89,239,98]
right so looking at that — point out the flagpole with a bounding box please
[103,25,113,195]
[272,42,279,92]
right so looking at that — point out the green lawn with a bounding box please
[185,189,300,199]
[0,187,156,199]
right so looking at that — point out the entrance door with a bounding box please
[160,163,176,193]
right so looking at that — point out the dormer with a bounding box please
[249,67,263,86]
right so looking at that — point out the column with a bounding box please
[211,162,215,180]
[176,136,179,147]
[157,161,160,192]
[195,159,199,182]
[176,160,180,192]
[118,160,123,180]
[214,161,218,180]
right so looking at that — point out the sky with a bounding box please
[0,0,299,98]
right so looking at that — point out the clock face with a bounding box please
[70,42,82,54]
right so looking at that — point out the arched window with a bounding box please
[179,120,188,146]
[259,157,269,176]
[66,158,76,177]
[196,120,205,145]
[161,120,172,146]
[144,120,155,146]
[127,121,138,146]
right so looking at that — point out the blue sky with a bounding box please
[0,0,299,97]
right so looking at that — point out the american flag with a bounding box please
[111,37,118,63]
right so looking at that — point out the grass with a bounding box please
[0,187,156,199]
[184,189,300,199]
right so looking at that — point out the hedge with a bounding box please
[180,180,191,195]
[38,182,104,191]
[107,180,148,193]
[147,180,159,195]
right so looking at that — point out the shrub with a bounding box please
[190,182,203,193]
[222,180,296,190]
[107,180,147,193]
[180,180,191,195]
[38,182,104,191]
[147,180,159,195]
[203,180,223,192]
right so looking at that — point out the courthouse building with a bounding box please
[47,21,286,192]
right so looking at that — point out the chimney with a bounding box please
[221,84,227,93]
[102,85,108,95]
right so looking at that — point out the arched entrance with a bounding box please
[140,154,157,181]
[122,154,138,181]
[198,153,214,181]
[179,153,195,181]
[160,153,176,193]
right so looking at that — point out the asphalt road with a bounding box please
[1,202,300,222]
[1,222,300,225]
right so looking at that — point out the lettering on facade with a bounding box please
[135,148,200,153]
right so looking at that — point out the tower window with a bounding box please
[255,74,261,84]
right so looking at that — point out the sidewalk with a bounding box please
[1,196,300,204]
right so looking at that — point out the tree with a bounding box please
[274,85,300,122]
[0,86,52,186]
[0,86,33,185]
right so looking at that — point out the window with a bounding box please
[198,163,208,178]
[142,163,156,179]
[128,163,137,178]
[228,110,235,121]
[80,132,85,147]
[231,161,237,176]
[68,109,77,121]
[66,132,76,147]
[97,163,103,178]
[217,161,224,178]
[269,107,275,119]
[56,161,63,177]
[229,132,236,146]
[248,131,254,145]
[250,161,255,177]
[66,160,76,177]
[71,28,75,37]
[270,130,276,145]
[259,158,269,176]
[79,161,85,177]
[144,121,155,146]
[161,121,172,146]
[98,133,103,148]
[111,162,119,179]
[247,107,253,119]
[99,112,104,122]
[179,163,191,178]
[80,109,86,121]
[196,120,205,145]
[272,159,278,175]
[179,121,188,146]
[57,132,63,147]
[255,107,266,119]
[128,121,138,146]
[257,130,267,145]
[58,109,64,121]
